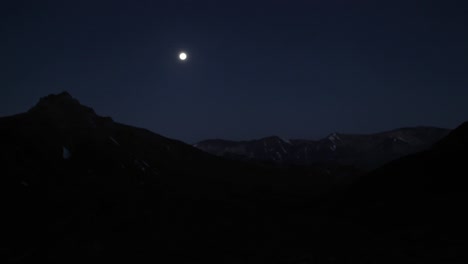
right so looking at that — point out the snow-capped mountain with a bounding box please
[195,127,450,169]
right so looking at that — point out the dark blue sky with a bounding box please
[2,0,468,143]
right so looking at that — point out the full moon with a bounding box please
[179,52,187,61]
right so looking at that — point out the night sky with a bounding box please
[2,0,468,143]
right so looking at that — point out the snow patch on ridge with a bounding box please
[328,133,341,144]
[109,136,120,146]
[63,146,71,160]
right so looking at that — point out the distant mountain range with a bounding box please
[1,92,466,263]
[195,127,450,169]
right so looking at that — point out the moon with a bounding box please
[179,52,187,61]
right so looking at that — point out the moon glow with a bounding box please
[179,52,187,61]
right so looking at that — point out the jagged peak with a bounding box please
[27,92,113,126]
[29,91,94,114]
[31,91,81,108]
[48,91,73,99]
[327,132,342,142]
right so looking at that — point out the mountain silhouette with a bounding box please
[1,92,466,263]
[0,92,355,263]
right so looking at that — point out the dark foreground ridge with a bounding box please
[1,92,467,264]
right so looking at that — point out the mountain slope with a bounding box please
[0,92,219,262]
[325,121,468,263]
[0,92,254,263]
[347,121,468,209]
